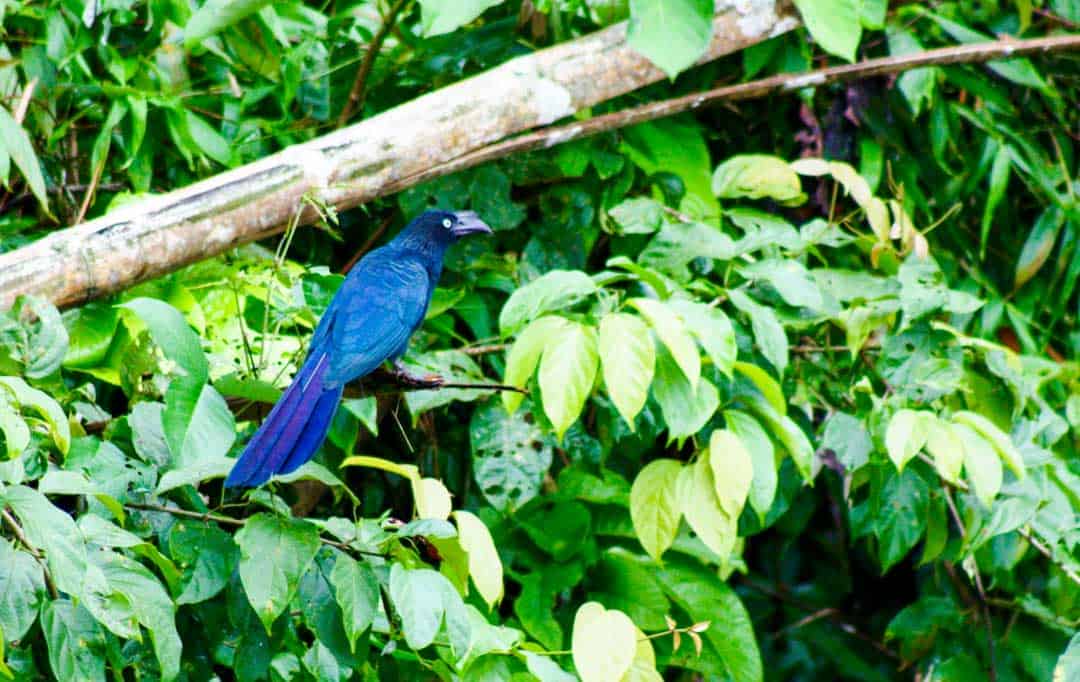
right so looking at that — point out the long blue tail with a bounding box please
[224,353,343,488]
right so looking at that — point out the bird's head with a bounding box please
[394,209,493,254]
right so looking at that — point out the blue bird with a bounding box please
[225,210,492,488]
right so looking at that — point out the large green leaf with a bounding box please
[676,455,734,559]
[503,316,571,413]
[162,382,236,469]
[629,459,683,561]
[388,564,470,656]
[629,298,699,388]
[792,0,861,61]
[712,155,806,206]
[598,313,655,429]
[724,410,777,523]
[417,0,505,36]
[185,0,275,47]
[41,600,106,682]
[470,401,554,511]
[627,0,712,78]
[499,271,597,337]
[168,521,238,605]
[538,320,599,440]
[0,105,49,213]
[667,300,736,377]
[0,538,44,643]
[652,346,718,444]
[235,514,321,632]
[329,554,380,652]
[0,486,87,598]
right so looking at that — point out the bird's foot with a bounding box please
[390,363,444,389]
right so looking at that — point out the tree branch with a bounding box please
[337,0,411,128]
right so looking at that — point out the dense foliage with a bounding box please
[0,0,1079,680]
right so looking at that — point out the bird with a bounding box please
[224,209,492,488]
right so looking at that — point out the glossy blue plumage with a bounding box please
[225,210,491,488]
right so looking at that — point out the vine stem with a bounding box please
[337,0,412,127]
[1,507,60,599]
[123,502,386,558]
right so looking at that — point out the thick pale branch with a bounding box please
[0,1,798,310]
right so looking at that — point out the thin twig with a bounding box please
[123,502,386,558]
[1017,527,1080,587]
[459,343,507,356]
[383,34,1080,194]
[1,507,59,599]
[337,0,411,127]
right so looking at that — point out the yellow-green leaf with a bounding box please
[951,411,1025,480]
[677,456,735,559]
[629,298,699,388]
[340,455,419,481]
[412,477,452,520]
[571,602,637,682]
[599,313,655,430]
[885,409,928,472]
[538,321,599,441]
[924,415,964,484]
[621,626,662,682]
[954,423,1001,508]
[734,362,785,416]
[452,510,504,609]
[708,430,753,519]
[629,459,683,561]
[502,315,571,413]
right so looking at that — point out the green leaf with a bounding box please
[953,423,1001,507]
[185,111,231,165]
[99,552,182,681]
[709,429,753,519]
[538,320,598,441]
[6,296,68,380]
[598,313,655,429]
[712,155,805,206]
[724,410,777,523]
[609,197,664,234]
[0,105,49,213]
[417,0,505,36]
[981,144,1011,260]
[622,118,718,218]
[740,259,824,310]
[876,469,929,573]
[951,411,1025,480]
[728,290,788,375]
[168,521,238,605]
[733,362,785,416]
[503,315,570,412]
[235,514,321,632]
[0,538,45,642]
[163,382,236,469]
[740,392,813,483]
[41,600,106,682]
[523,650,577,682]
[470,401,554,511]
[677,455,735,559]
[388,564,471,656]
[667,300,736,377]
[0,486,87,598]
[792,0,861,61]
[0,377,70,456]
[185,0,275,47]
[452,510,504,609]
[629,459,683,561]
[657,560,762,682]
[1014,206,1065,289]
[499,270,597,337]
[652,346,718,444]
[1055,633,1080,682]
[627,0,713,78]
[570,602,637,682]
[119,298,208,383]
[628,298,699,388]
[329,554,379,652]
[885,409,929,472]
[0,399,30,460]
[63,303,119,369]
[923,415,964,485]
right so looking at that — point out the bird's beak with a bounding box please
[451,210,493,237]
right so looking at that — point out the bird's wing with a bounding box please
[319,255,433,386]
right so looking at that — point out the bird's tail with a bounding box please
[224,353,343,488]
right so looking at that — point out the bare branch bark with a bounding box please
[0,1,798,310]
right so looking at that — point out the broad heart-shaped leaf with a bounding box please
[162,380,235,469]
[452,510,504,609]
[677,455,735,560]
[667,300,736,378]
[953,424,1001,508]
[657,560,762,682]
[792,0,861,61]
[235,514,321,632]
[724,410,777,524]
[923,415,964,485]
[470,401,554,511]
[623,625,663,682]
[885,409,930,472]
[627,0,712,78]
[739,259,825,311]
[0,485,87,599]
[652,346,719,445]
[388,564,470,657]
[951,411,1025,480]
[184,0,274,46]
[598,313,655,430]
[499,270,597,337]
[41,600,106,682]
[875,469,929,573]
[570,602,637,682]
[712,155,806,206]
[417,0,505,36]
[709,430,753,519]
[538,320,599,441]
[329,554,379,653]
[629,298,700,388]
[0,537,45,642]
[119,298,208,384]
[168,521,238,606]
[629,459,683,561]
[502,315,571,413]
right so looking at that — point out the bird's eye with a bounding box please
[442,218,453,229]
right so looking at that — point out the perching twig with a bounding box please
[384,33,1080,194]
[123,502,387,558]
[337,0,412,128]
[1,507,60,599]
